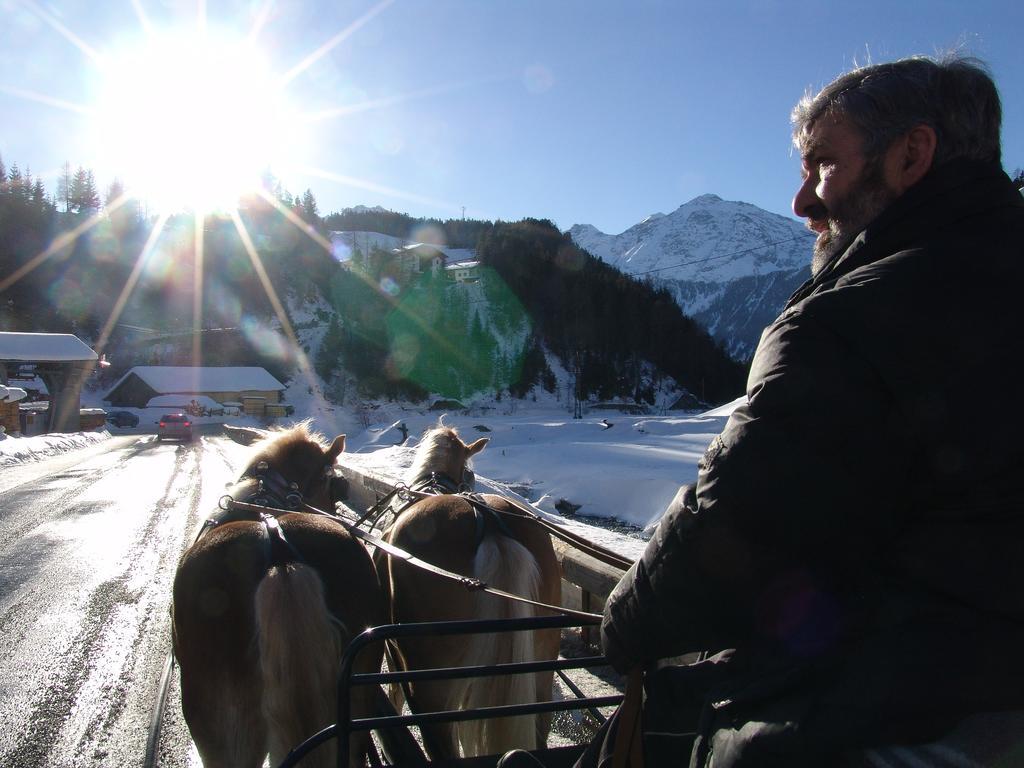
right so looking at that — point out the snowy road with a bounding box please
[0,429,246,768]
[0,424,645,766]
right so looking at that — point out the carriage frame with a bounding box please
[275,614,623,768]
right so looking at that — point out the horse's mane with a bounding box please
[404,423,465,485]
[252,420,330,463]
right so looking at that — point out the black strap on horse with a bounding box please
[239,460,306,511]
[223,496,604,622]
[355,470,473,531]
[459,492,635,572]
[409,473,515,545]
[196,460,319,559]
[359,477,634,573]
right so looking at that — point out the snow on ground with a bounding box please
[4,375,744,545]
[339,403,735,540]
[0,429,111,464]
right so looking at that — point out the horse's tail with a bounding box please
[456,534,544,757]
[255,563,343,768]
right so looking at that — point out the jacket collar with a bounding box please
[786,159,1019,308]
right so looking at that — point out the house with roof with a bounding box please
[391,243,446,277]
[446,260,481,283]
[104,366,286,409]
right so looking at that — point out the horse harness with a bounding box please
[197,460,342,568]
[358,469,632,572]
[354,469,474,531]
[408,471,516,547]
[213,465,622,622]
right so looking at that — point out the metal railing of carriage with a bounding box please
[275,614,624,768]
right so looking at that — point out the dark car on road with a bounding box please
[105,410,140,428]
[157,413,193,441]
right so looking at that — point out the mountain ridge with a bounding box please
[569,194,815,360]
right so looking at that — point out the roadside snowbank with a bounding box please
[0,430,112,466]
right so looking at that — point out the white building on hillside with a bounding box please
[446,260,481,283]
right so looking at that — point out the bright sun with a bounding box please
[93,29,299,212]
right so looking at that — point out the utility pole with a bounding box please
[572,350,583,419]
[462,206,466,220]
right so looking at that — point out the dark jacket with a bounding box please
[601,159,1024,765]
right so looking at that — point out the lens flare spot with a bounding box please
[371,127,405,156]
[410,223,446,247]
[241,317,290,363]
[523,64,555,94]
[332,238,353,263]
[206,279,243,325]
[386,333,420,378]
[556,245,586,272]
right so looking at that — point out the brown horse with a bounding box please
[172,422,386,768]
[382,423,561,760]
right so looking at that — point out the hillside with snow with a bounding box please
[329,230,477,265]
[570,194,815,360]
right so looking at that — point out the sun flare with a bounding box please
[92,29,302,212]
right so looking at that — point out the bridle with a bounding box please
[210,459,623,621]
[193,458,346,548]
[354,468,474,531]
[237,459,309,512]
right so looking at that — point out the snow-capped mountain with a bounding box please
[570,194,815,360]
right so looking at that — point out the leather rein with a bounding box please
[220,468,609,622]
[194,460,335,567]
[209,457,630,621]
[359,472,633,572]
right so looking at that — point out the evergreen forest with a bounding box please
[0,153,747,407]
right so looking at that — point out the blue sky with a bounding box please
[1,0,1021,235]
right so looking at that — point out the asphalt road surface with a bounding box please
[0,426,246,768]
[0,426,624,767]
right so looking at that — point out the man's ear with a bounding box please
[888,124,937,194]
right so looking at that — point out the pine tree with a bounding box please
[315,315,344,380]
[23,168,38,204]
[31,177,47,208]
[83,170,100,212]
[69,166,100,213]
[7,163,24,200]
[69,166,85,212]
[105,178,125,207]
[0,153,7,189]
[56,161,71,212]
[301,188,320,223]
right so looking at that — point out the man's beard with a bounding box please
[811,162,898,276]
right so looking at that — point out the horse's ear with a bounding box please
[223,424,268,446]
[327,434,346,461]
[465,437,489,457]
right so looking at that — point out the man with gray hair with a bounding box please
[582,55,1024,767]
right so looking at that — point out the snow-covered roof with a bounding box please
[394,243,446,257]
[0,332,98,362]
[105,366,285,398]
[1,386,27,403]
[445,260,480,270]
[9,376,49,393]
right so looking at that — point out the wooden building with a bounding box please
[104,366,285,409]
